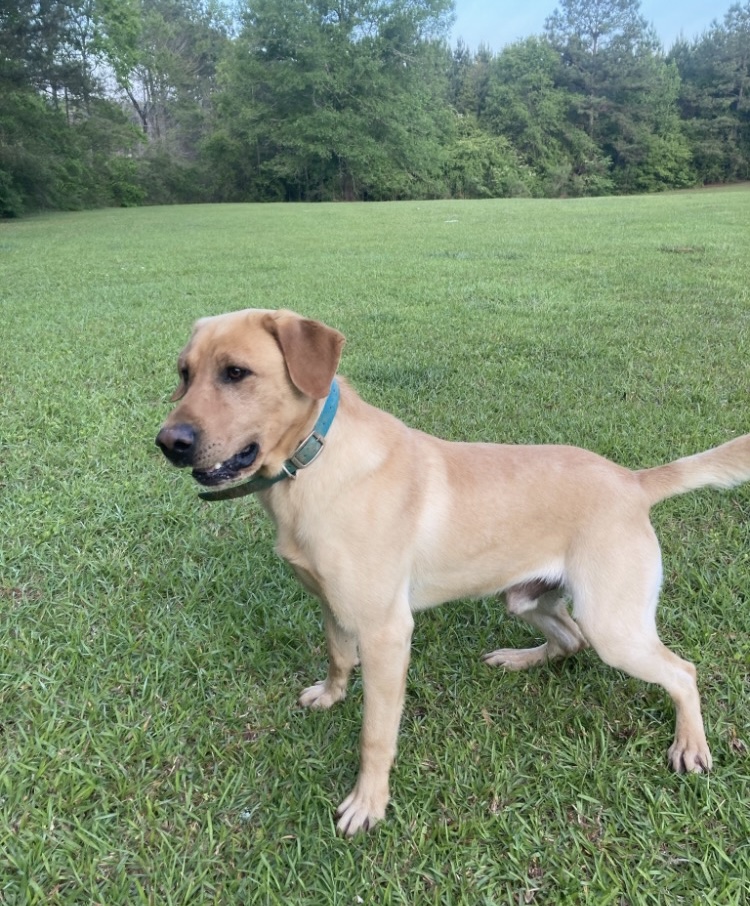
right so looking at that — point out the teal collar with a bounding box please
[199,379,340,501]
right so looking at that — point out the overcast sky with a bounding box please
[450,0,723,52]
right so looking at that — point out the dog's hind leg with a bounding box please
[482,582,588,671]
[571,527,711,774]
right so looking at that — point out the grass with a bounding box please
[1,186,750,904]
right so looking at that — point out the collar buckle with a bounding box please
[289,430,325,472]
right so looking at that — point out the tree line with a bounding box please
[1,0,749,216]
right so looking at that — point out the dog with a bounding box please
[156,308,750,835]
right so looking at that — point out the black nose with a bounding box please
[156,423,198,467]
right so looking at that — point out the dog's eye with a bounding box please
[224,366,251,383]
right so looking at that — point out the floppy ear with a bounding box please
[267,311,345,399]
[170,373,187,402]
[170,349,190,401]
[169,320,206,401]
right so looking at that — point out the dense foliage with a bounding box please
[1,0,749,214]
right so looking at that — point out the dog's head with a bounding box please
[155,309,345,487]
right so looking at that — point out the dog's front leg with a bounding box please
[335,605,414,836]
[299,602,359,709]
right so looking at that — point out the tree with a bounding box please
[101,0,229,146]
[89,0,233,203]
[444,114,536,198]
[545,0,694,191]
[0,0,141,215]
[672,2,750,182]
[479,37,609,195]
[205,0,454,202]
[447,40,493,118]
[545,0,654,139]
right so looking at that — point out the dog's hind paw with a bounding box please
[298,679,346,710]
[481,643,550,671]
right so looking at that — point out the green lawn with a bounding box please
[2,188,750,904]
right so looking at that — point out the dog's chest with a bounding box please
[263,496,327,598]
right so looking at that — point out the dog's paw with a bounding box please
[667,737,713,774]
[298,680,346,710]
[335,784,388,836]
[481,644,549,671]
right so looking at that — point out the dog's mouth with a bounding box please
[192,443,260,486]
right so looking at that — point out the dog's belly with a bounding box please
[408,551,565,611]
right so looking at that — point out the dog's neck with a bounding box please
[198,380,340,501]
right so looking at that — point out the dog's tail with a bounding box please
[637,434,750,507]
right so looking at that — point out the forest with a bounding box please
[1,0,749,216]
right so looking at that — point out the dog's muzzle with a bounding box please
[156,424,259,486]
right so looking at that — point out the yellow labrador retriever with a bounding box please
[156,308,750,835]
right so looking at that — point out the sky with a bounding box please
[450,0,723,52]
